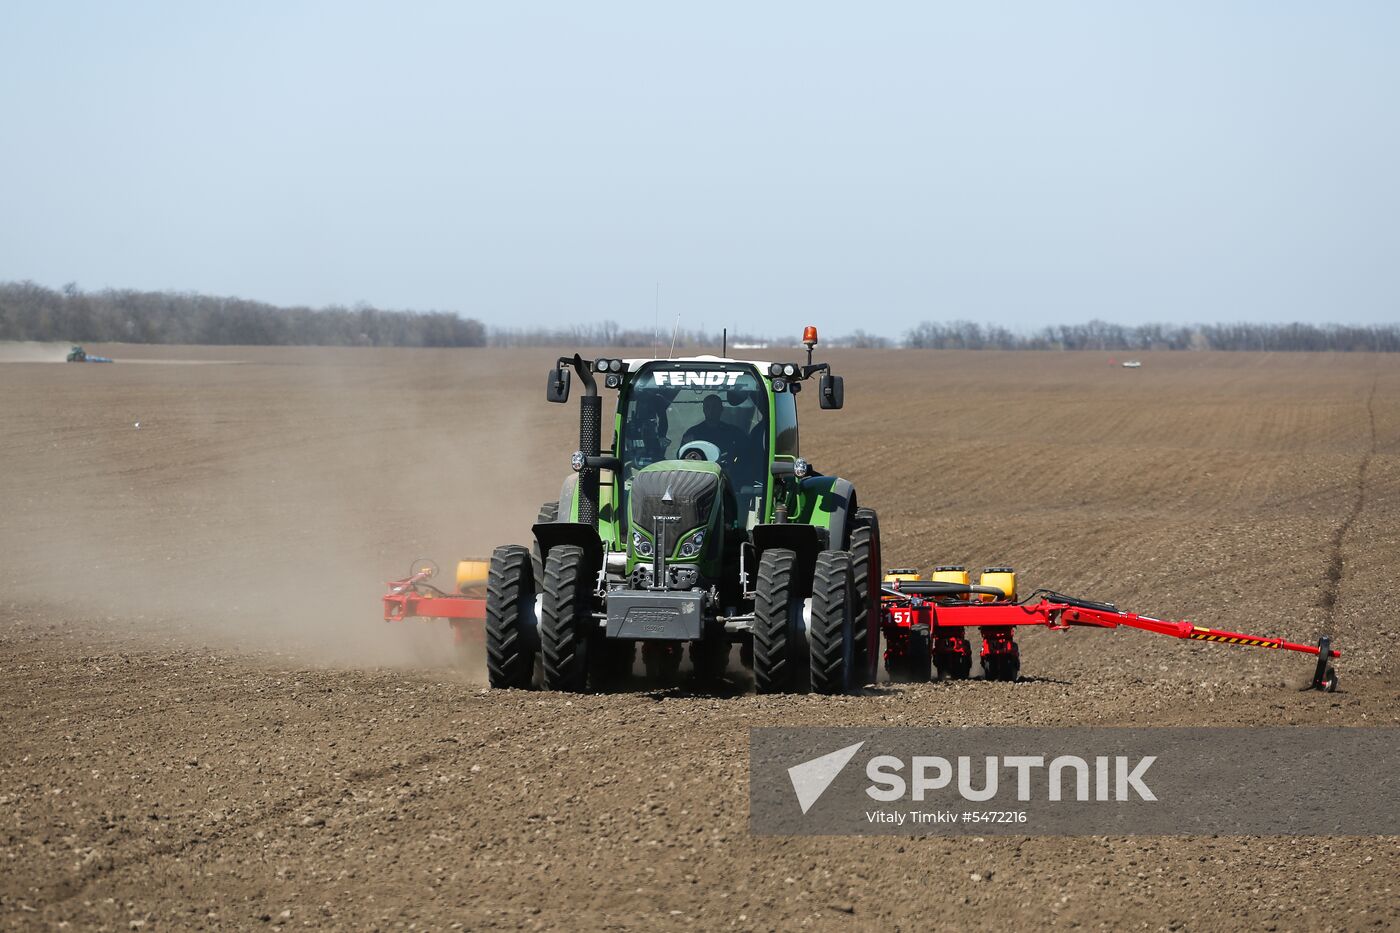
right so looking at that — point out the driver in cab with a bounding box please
[681,394,746,458]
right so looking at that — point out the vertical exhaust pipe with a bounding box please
[572,356,601,529]
[579,395,601,528]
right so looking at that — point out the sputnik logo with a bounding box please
[787,742,865,814]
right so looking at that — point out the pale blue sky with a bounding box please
[1,2,1395,335]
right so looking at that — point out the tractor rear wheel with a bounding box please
[809,550,855,695]
[484,545,538,689]
[753,548,805,694]
[849,508,881,687]
[540,544,595,692]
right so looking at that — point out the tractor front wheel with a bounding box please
[809,550,855,695]
[540,544,595,692]
[753,548,806,694]
[484,545,538,689]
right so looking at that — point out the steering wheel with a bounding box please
[679,440,726,465]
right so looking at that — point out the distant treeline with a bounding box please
[489,321,766,350]
[898,320,1400,352]
[3,281,1396,352]
[0,281,487,347]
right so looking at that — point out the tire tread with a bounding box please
[810,549,853,695]
[753,549,798,694]
[541,544,589,692]
[485,545,535,689]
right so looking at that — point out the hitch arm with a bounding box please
[1051,603,1341,659]
[1047,603,1341,690]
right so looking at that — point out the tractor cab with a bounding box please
[540,327,848,568]
[617,359,775,532]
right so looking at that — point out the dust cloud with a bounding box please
[0,341,72,363]
[0,345,576,674]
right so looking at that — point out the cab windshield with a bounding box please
[619,363,770,521]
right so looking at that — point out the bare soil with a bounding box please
[2,345,1397,931]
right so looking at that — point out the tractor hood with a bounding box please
[628,460,725,566]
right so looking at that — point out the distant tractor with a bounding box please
[480,326,880,694]
[66,346,112,363]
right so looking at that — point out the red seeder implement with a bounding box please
[382,560,486,649]
[879,568,1340,691]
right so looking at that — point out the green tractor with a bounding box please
[485,326,881,694]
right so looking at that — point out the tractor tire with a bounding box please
[809,550,855,695]
[484,545,538,689]
[540,544,595,692]
[530,500,559,584]
[753,548,805,694]
[849,508,882,687]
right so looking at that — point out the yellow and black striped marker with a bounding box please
[1188,626,1280,649]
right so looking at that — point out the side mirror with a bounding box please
[818,373,844,410]
[546,366,572,403]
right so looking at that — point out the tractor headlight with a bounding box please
[570,450,586,472]
[595,357,612,372]
[631,530,654,558]
[676,528,706,559]
[768,363,783,377]
[793,458,811,479]
[783,363,797,377]
[605,373,622,389]
[609,358,624,372]
[772,378,787,392]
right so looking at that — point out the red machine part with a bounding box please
[881,588,1341,690]
[382,568,486,645]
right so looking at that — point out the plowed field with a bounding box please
[3,345,1397,930]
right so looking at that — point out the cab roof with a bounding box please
[619,354,786,372]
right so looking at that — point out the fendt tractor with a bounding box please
[482,326,879,694]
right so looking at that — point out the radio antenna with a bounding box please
[653,282,660,356]
[668,302,681,359]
